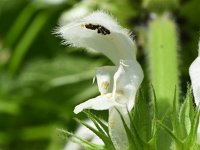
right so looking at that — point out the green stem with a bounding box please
[147,13,179,150]
[142,0,179,12]
[148,13,179,114]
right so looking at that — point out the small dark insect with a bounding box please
[85,24,99,30]
[84,23,110,35]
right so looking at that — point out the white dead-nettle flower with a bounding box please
[189,40,200,144]
[64,120,104,150]
[56,11,144,150]
[189,41,200,105]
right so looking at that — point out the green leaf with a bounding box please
[74,118,115,150]
[5,3,36,47]
[133,88,152,142]
[179,87,195,140]
[9,11,50,74]
[156,120,182,145]
[84,111,109,136]
[116,108,140,150]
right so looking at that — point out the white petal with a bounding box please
[112,60,144,111]
[108,108,129,150]
[96,66,117,94]
[74,94,120,114]
[189,56,200,105]
[56,11,136,65]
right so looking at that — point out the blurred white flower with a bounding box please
[59,6,89,25]
[59,0,96,25]
[34,0,65,6]
[56,11,144,150]
[43,0,64,4]
[189,40,200,144]
[64,120,104,150]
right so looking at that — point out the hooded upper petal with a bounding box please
[56,11,136,65]
[189,41,200,105]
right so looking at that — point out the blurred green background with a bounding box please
[0,0,199,149]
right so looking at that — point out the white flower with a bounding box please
[56,11,144,150]
[189,40,200,144]
[189,40,200,105]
